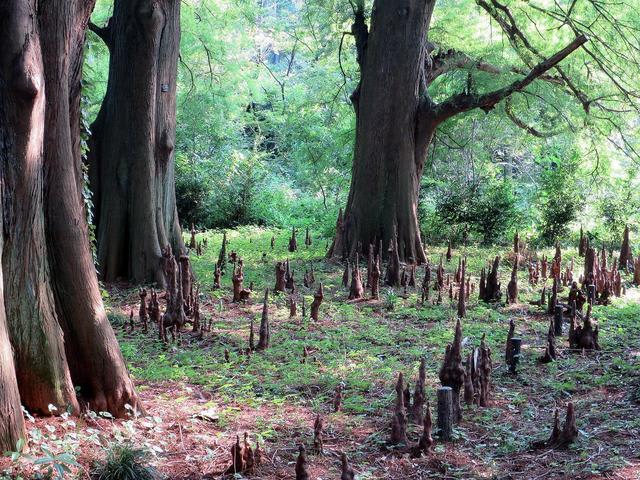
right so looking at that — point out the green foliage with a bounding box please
[4,442,80,480]
[536,151,583,245]
[82,0,640,245]
[91,444,161,480]
[422,173,521,245]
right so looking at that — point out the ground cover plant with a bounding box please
[3,227,638,479]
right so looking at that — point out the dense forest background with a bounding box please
[85,0,639,246]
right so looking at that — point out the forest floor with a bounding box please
[2,226,640,480]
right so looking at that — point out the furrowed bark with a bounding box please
[89,0,183,286]
[331,0,587,261]
[0,0,78,415]
[40,0,140,415]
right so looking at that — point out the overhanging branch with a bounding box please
[426,44,563,85]
[503,97,565,138]
[432,34,588,126]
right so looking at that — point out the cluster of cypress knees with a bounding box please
[127,224,634,477]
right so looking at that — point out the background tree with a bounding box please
[89,0,183,285]
[328,0,637,262]
[82,0,640,248]
[0,0,139,450]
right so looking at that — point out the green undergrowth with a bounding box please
[107,227,640,478]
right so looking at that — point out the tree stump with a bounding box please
[389,372,408,445]
[333,383,343,412]
[348,254,364,300]
[535,403,578,449]
[289,296,297,318]
[295,445,309,480]
[217,232,227,273]
[422,262,431,300]
[313,414,324,454]
[508,338,522,374]
[213,264,221,289]
[480,256,501,302]
[439,318,465,422]
[385,233,401,287]
[416,400,433,455]
[410,358,426,424]
[507,260,518,304]
[437,386,453,441]
[505,318,515,365]
[457,258,466,317]
[538,319,557,363]
[553,305,563,336]
[288,226,298,252]
[256,289,270,350]
[342,261,350,288]
[274,261,286,293]
[310,284,323,321]
[189,224,196,249]
[478,336,492,407]
[569,304,600,350]
[340,452,355,480]
[463,352,475,405]
[138,288,148,333]
[232,263,244,303]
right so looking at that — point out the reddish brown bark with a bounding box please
[0,0,140,433]
[256,289,270,350]
[341,452,355,480]
[619,225,632,271]
[89,0,183,286]
[274,261,286,293]
[312,414,324,454]
[349,254,364,300]
[389,372,409,445]
[439,319,465,422]
[457,258,466,317]
[507,261,518,304]
[310,284,324,321]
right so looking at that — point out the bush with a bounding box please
[536,153,582,245]
[420,177,520,245]
[91,444,161,480]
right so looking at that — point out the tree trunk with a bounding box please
[331,1,587,263]
[330,2,435,263]
[0,1,80,418]
[0,0,140,433]
[89,0,183,286]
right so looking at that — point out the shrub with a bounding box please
[91,444,161,480]
[536,153,582,245]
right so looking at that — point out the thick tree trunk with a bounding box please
[40,0,141,416]
[0,0,78,425]
[330,1,435,263]
[89,0,183,286]
[0,0,140,431]
[331,1,586,263]
[0,289,23,451]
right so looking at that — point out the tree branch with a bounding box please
[503,97,565,138]
[426,44,564,85]
[432,34,588,126]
